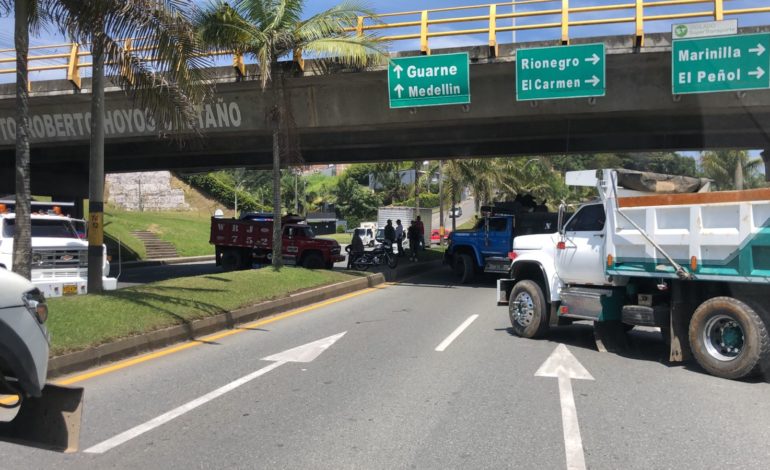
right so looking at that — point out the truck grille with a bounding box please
[31,249,88,270]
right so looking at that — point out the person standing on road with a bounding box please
[395,219,404,257]
[384,219,396,245]
[407,220,420,262]
[416,216,425,251]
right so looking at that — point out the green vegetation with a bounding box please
[182,172,266,213]
[105,210,213,257]
[47,268,359,356]
[318,233,353,244]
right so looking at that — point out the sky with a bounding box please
[0,0,768,159]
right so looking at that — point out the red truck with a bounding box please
[210,213,344,271]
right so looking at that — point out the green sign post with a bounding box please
[387,53,470,109]
[672,33,770,94]
[516,43,606,101]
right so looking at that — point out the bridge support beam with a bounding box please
[762,149,770,182]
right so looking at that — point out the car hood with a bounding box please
[0,269,35,307]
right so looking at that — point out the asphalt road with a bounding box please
[431,197,475,232]
[3,268,770,469]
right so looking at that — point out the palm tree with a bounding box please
[1,0,46,280]
[50,1,212,292]
[700,150,764,191]
[1,0,211,287]
[195,0,385,270]
[0,0,210,286]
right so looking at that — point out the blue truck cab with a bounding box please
[444,206,560,284]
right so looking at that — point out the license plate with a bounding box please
[63,284,78,295]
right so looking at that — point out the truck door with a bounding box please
[284,226,300,264]
[556,203,608,285]
[482,217,511,260]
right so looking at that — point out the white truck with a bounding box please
[498,169,770,380]
[0,200,117,297]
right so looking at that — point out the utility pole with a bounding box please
[439,160,444,246]
[294,170,299,214]
[87,24,106,294]
[414,161,420,213]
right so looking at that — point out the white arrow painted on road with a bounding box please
[85,332,347,454]
[585,53,600,65]
[394,83,405,98]
[584,75,600,87]
[535,344,594,470]
[749,66,766,80]
[749,43,766,57]
[393,63,404,79]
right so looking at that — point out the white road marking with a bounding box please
[435,314,479,352]
[535,344,594,470]
[85,332,347,454]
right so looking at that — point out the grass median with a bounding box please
[46,268,363,357]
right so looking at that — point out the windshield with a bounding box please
[2,218,79,239]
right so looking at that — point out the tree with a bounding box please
[195,0,385,270]
[333,175,380,227]
[700,150,764,190]
[1,0,211,287]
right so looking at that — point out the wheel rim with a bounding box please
[512,292,535,327]
[703,314,745,362]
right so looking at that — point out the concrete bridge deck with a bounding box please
[1,29,769,197]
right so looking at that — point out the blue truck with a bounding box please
[444,205,560,284]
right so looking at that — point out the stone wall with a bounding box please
[106,171,189,211]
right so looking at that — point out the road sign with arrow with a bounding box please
[535,344,594,470]
[516,43,606,101]
[387,52,470,109]
[672,33,770,94]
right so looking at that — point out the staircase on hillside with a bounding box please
[131,231,179,259]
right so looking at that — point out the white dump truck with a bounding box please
[497,169,770,380]
[0,200,117,297]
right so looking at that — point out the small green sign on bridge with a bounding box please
[388,52,470,109]
[516,43,606,101]
[672,33,770,94]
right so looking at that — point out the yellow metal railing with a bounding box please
[0,0,768,90]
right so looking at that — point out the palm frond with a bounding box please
[301,35,386,69]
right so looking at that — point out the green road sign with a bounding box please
[672,33,770,94]
[388,53,470,109]
[516,43,606,101]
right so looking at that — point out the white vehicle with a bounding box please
[357,223,377,247]
[0,201,117,297]
[0,269,49,400]
[498,169,770,380]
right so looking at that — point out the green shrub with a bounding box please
[397,193,440,208]
[336,224,346,233]
[182,174,265,213]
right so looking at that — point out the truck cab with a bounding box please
[445,205,559,284]
[499,169,770,381]
[0,201,117,297]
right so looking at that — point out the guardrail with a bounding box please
[0,0,768,90]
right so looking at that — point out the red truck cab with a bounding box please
[210,214,344,271]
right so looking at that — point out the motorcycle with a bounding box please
[346,240,398,270]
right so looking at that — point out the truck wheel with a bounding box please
[689,297,770,380]
[221,249,241,272]
[509,280,549,339]
[454,253,475,284]
[302,253,325,270]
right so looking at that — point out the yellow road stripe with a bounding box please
[50,286,380,386]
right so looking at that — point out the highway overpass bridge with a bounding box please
[1,29,770,198]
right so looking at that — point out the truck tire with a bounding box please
[302,253,325,270]
[509,280,549,339]
[221,249,242,272]
[454,253,475,284]
[688,297,770,380]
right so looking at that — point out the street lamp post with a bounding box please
[439,160,445,246]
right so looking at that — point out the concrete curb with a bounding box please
[48,272,385,379]
[117,255,216,269]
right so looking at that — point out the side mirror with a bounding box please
[557,202,566,235]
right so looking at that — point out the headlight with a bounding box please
[22,288,48,324]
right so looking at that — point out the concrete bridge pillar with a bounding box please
[762,150,770,183]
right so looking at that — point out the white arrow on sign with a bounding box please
[394,83,405,98]
[535,344,594,470]
[585,53,600,65]
[749,66,766,80]
[749,43,766,57]
[393,63,404,79]
[584,75,600,87]
[85,332,347,454]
